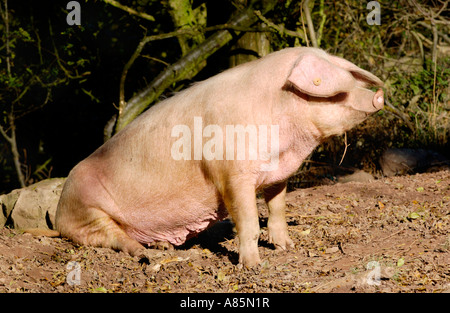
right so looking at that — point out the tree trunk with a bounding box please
[229,31,271,67]
[10,124,26,188]
[229,0,271,67]
[0,114,26,187]
[168,0,206,56]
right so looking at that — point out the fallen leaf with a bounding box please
[408,212,420,220]
[160,256,189,264]
[216,270,227,282]
[92,287,107,293]
[152,263,161,272]
[300,229,311,236]
[397,257,405,267]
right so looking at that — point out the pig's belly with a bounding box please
[121,202,228,246]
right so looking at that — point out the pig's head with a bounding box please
[286,49,384,138]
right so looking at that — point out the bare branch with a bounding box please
[0,0,12,78]
[102,0,155,22]
[303,0,318,48]
[0,123,13,145]
[417,21,450,44]
[254,10,306,41]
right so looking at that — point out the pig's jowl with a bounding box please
[55,47,384,267]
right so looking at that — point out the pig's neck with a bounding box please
[281,114,322,156]
[261,119,321,186]
[288,123,322,166]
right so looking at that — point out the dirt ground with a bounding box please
[0,170,448,293]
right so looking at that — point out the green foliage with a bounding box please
[387,58,449,147]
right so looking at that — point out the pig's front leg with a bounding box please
[264,182,294,250]
[222,179,261,268]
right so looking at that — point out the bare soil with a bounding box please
[0,170,449,293]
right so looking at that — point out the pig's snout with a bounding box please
[373,89,384,110]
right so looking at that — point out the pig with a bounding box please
[55,47,384,267]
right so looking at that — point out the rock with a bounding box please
[0,178,66,230]
[0,189,21,227]
[338,170,374,183]
[380,148,450,177]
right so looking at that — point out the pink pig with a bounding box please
[55,47,384,267]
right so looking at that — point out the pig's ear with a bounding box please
[287,54,356,97]
[327,55,384,88]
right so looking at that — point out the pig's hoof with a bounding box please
[269,233,295,251]
[132,249,151,264]
[238,254,261,269]
[148,241,174,251]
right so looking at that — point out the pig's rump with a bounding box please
[111,169,229,246]
[57,155,229,248]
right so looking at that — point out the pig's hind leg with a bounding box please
[55,167,147,257]
[56,202,147,256]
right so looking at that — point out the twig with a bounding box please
[254,10,306,41]
[431,20,438,139]
[384,98,415,131]
[410,31,424,61]
[417,21,450,44]
[0,0,11,78]
[102,0,155,22]
[338,132,349,166]
[118,35,150,115]
[316,0,326,47]
[373,229,404,243]
[300,1,309,47]
[141,55,170,67]
[49,22,84,80]
[0,123,13,145]
[303,0,318,48]
[288,213,341,219]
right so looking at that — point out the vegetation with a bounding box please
[0,0,448,192]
